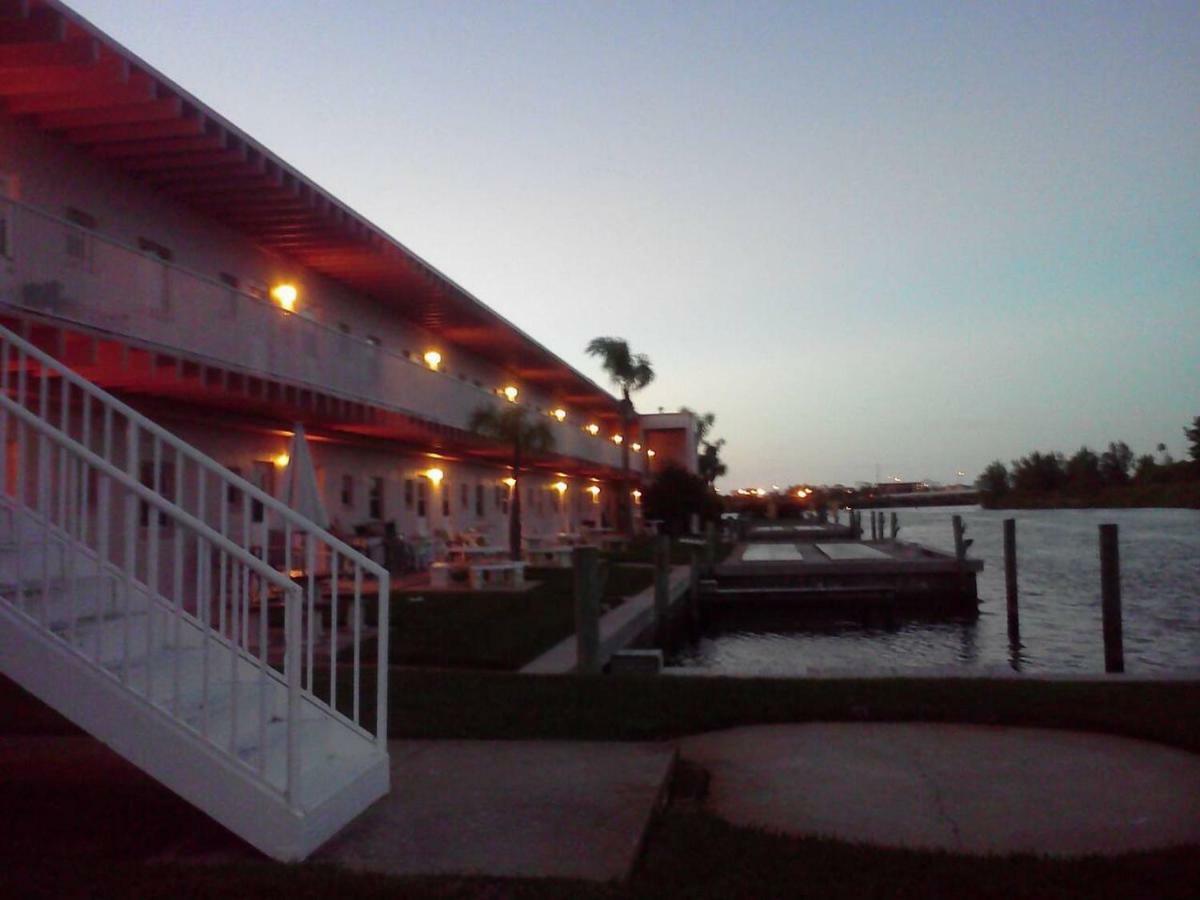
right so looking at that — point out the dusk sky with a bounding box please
[68,1,1199,488]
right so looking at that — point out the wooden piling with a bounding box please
[572,545,601,674]
[654,534,671,646]
[952,515,966,561]
[688,549,701,636]
[889,512,898,540]
[869,511,878,541]
[1099,524,1124,674]
[1003,518,1019,638]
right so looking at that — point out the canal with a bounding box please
[670,506,1200,675]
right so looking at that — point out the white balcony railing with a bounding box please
[0,197,639,473]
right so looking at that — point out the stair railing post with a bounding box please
[375,568,390,748]
[285,582,303,810]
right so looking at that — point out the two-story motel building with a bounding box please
[0,0,699,547]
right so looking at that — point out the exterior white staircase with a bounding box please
[0,322,391,861]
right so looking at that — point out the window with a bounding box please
[64,208,96,265]
[416,480,427,517]
[227,465,243,505]
[441,482,450,516]
[368,476,384,520]
[404,478,414,510]
[500,485,509,515]
[341,474,354,507]
[460,482,469,510]
[137,237,172,262]
[475,484,484,517]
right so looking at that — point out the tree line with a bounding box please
[977,416,1200,506]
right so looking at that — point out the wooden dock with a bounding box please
[710,539,982,614]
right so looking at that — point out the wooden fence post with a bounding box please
[573,545,601,674]
[1099,524,1124,674]
[654,534,670,646]
[1003,518,1019,639]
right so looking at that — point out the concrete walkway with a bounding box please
[316,739,675,881]
[521,564,692,674]
[680,723,1200,856]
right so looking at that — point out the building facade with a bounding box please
[0,0,659,546]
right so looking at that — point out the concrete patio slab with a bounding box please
[317,739,675,881]
[680,723,1200,857]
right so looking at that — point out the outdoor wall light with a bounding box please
[424,467,444,485]
[271,283,298,312]
[646,449,656,458]
[272,452,290,468]
[503,385,519,403]
[586,423,599,435]
[552,408,567,422]
[631,442,641,452]
[632,489,642,502]
[586,485,601,500]
[423,350,442,370]
[612,434,623,445]
[502,477,516,488]
[552,481,568,494]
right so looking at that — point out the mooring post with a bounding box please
[572,545,601,674]
[952,515,966,562]
[889,512,898,540]
[688,549,701,635]
[1099,524,1124,674]
[869,511,877,541]
[654,533,671,646]
[1003,518,1019,638]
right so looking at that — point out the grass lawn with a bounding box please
[388,565,654,670]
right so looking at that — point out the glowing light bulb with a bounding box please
[552,408,567,422]
[503,385,519,403]
[271,283,298,312]
[586,423,599,436]
[424,467,444,485]
[423,350,442,370]
[502,477,516,488]
[273,452,290,468]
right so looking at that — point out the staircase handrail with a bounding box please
[0,392,298,594]
[0,322,386,581]
[0,389,309,806]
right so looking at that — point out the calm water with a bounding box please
[671,506,1200,675]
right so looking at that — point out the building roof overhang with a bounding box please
[0,0,622,418]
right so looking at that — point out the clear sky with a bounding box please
[68,1,1199,488]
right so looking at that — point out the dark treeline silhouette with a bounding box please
[977,416,1200,509]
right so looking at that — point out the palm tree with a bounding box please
[585,337,654,535]
[468,404,555,561]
